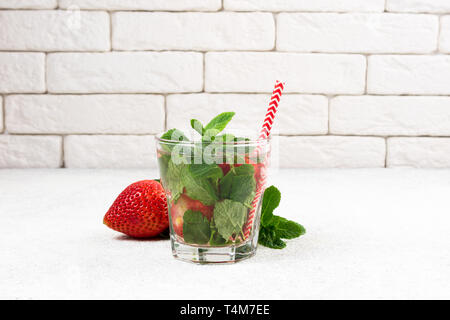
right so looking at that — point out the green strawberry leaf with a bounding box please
[183,210,211,245]
[213,200,247,240]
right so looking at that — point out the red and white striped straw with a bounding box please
[243,80,285,239]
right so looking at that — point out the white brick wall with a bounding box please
[276,136,386,168]
[277,13,438,53]
[0,1,57,9]
[330,96,450,136]
[112,12,274,51]
[6,95,164,134]
[440,16,450,53]
[368,55,450,95]
[0,96,3,133]
[1,1,450,168]
[0,11,110,51]
[387,138,450,168]
[205,53,366,94]
[387,0,450,13]
[59,0,222,11]
[0,135,61,168]
[0,53,45,93]
[47,52,203,93]
[224,0,385,12]
[64,135,156,168]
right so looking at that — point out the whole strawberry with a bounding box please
[104,180,168,238]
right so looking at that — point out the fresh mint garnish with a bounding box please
[272,216,305,239]
[183,210,211,245]
[258,186,306,249]
[204,112,235,134]
[190,119,204,136]
[260,185,281,226]
[160,128,189,152]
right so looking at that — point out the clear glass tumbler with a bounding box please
[155,134,271,264]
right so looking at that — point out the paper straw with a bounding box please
[243,80,285,239]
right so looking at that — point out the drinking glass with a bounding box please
[155,134,271,264]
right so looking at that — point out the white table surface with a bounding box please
[1,168,450,299]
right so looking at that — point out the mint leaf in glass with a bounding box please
[182,210,211,245]
[160,128,189,153]
[230,174,256,208]
[219,164,256,204]
[182,168,218,206]
[166,159,186,202]
[213,200,247,240]
[189,163,223,180]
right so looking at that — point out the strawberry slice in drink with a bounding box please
[170,193,214,237]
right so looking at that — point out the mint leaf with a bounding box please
[189,164,223,180]
[230,174,256,207]
[233,164,254,176]
[182,168,218,206]
[258,186,306,249]
[219,171,233,199]
[160,128,189,152]
[202,128,221,142]
[166,159,186,202]
[204,112,235,133]
[260,186,281,227]
[213,200,247,240]
[209,228,228,246]
[190,119,204,136]
[272,216,306,239]
[214,133,235,142]
[258,226,286,249]
[183,210,211,245]
[219,164,255,206]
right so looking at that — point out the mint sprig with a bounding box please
[258,186,306,249]
[191,112,235,141]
